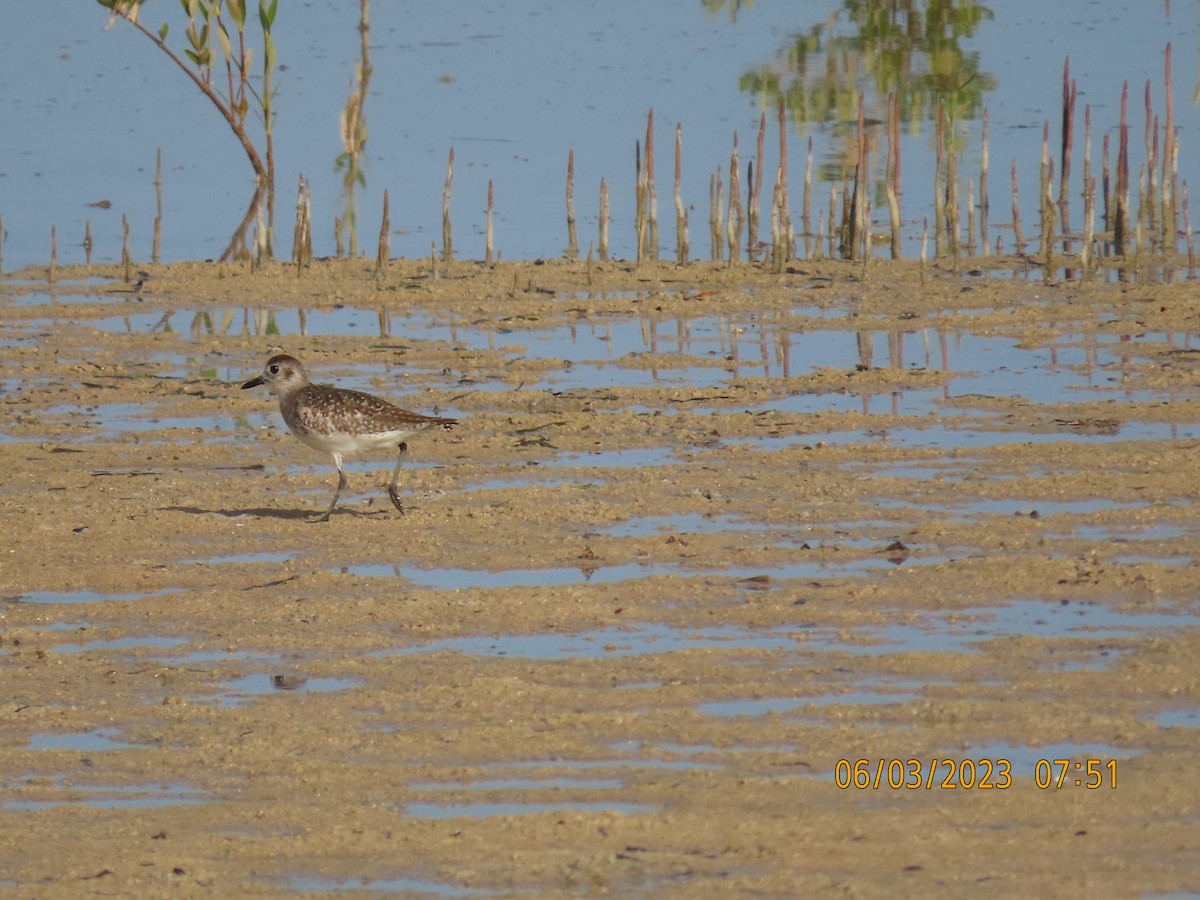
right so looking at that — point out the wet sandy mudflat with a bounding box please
[1,254,1199,897]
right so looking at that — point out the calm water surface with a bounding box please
[0,1,1194,268]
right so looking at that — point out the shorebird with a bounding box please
[242,354,457,521]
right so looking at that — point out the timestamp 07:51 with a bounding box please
[834,758,1119,790]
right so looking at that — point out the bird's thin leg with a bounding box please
[313,457,347,523]
[387,441,410,513]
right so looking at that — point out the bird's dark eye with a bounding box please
[269,365,280,374]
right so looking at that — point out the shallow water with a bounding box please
[53,634,187,654]
[2,776,209,811]
[403,799,660,820]
[7,295,1193,450]
[377,599,1196,665]
[26,728,135,753]
[698,689,923,718]
[290,875,504,896]
[211,673,366,708]
[27,300,1194,403]
[10,586,186,605]
[383,623,804,661]
[355,556,894,590]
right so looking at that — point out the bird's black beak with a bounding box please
[241,375,265,390]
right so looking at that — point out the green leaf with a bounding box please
[227,0,245,30]
[259,0,277,30]
[158,21,169,40]
[216,22,232,62]
[263,32,275,70]
[185,48,201,65]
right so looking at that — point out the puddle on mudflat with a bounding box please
[403,773,657,819]
[1066,523,1187,541]
[966,741,1142,773]
[37,402,254,438]
[404,800,659,819]
[698,689,923,718]
[212,674,365,708]
[3,776,209,810]
[5,284,122,306]
[11,307,1196,469]
[290,874,504,896]
[86,306,396,337]
[13,300,1192,438]
[384,624,803,661]
[547,448,677,469]
[159,651,230,666]
[464,449,677,474]
[477,320,1187,401]
[185,551,294,565]
[487,755,719,773]
[816,742,1139,785]
[57,303,1188,398]
[53,634,187,654]
[855,600,1196,657]
[602,512,771,538]
[461,474,588,492]
[1111,554,1194,567]
[26,728,134,752]
[876,495,1157,520]
[55,303,762,363]
[157,649,277,667]
[621,740,798,758]
[352,556,903,590]
[1050,647,1131,672]
[736,421,1200,455]
[412,776,623,793]
[1155,710,1200,728]
[596,516,904,553]
[378,599,1195,667]
[845,460,965,482]
[8,586,186,605]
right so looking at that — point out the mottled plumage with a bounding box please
[242,354,457,521]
